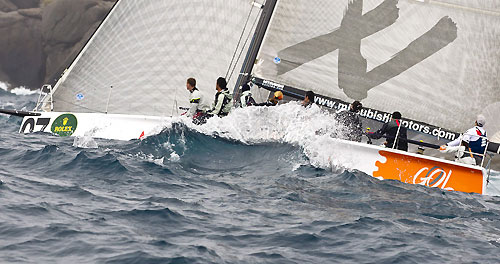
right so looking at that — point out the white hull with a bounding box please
[20,112,169,141]
[20,111,496,195]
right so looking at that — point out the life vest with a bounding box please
[468,127,487,155]
[222,90,232,113]
[240,90,253,107]
[213,89,232,116]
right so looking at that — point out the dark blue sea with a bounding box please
[1,88,500,263]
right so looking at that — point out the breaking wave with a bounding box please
[180,102,358,170]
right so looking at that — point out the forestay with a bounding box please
[252,0,500,133]
[43,0,261,117]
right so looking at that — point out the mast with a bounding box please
[232,0,278,96]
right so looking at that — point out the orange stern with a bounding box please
[374,150,484,194]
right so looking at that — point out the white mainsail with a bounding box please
[252,0,500,133]
[43,0,262,117]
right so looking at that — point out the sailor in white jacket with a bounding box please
[208,77,233,117]
[186,78,209,117]
[440,115,487,165]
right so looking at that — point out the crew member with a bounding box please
[367,111,408,151]
[336,100,363,142]
[240,83,256,107]
[208,77,233,117]
[256,91,283,106]
[440,115,487,165]
[185,78,209,118]
[302,91,315,107]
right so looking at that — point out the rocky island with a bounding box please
[0,0,115,89]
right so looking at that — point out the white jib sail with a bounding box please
[43,0,262,117]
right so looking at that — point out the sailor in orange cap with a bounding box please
[256,91,283,106]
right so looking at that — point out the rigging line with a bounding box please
[225,5,256,80]
[227,7,262,83]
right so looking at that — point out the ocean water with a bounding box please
[1,87,500,263]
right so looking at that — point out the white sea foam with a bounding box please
[168,152,180,162]
[0,102,14,107]
[0,81,38,95]
[162,141,182,163]
[73,136,99,149]
[154,157,165,165]
[183,102,348,169]
[0,81,8,91]
[10,86,38,96]
[189,102,341,143]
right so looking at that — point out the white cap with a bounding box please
[476,114,486,127]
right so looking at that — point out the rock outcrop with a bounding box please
[0,7,43,88]
[0,0,115,89]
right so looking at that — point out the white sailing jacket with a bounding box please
[447,126,486,147]
[209,89,232,116]
[188,88,210,117]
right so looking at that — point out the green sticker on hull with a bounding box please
[51,114,78,136]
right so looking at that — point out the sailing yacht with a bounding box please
[15,0,262,140]
[3,0,500,194]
